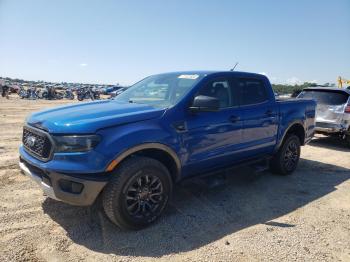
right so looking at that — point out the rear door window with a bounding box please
[238,78,268,106]
[299,90,349,105]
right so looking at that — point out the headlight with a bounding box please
[52,135,100,153]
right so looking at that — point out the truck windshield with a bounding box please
[298,90,349,105]
[114,73,204,108]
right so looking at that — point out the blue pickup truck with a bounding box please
[19,71,316,229]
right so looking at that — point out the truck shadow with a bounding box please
[308,136,350,152]
[42,158,350,257]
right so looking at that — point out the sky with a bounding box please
[0,0,349,85]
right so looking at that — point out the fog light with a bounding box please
[59,179,84,194]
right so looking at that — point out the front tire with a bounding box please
[270,134,301,175]
[102,156,172,230]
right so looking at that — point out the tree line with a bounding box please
[272,82,334,95]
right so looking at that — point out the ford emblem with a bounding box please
[26,136,36,148]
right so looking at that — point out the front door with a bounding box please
[182,76,244,176]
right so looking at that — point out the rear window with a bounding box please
[298,90,349,105]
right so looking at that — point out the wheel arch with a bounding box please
[275,121,305,152]
[105,143,181,182]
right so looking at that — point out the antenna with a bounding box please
[230,62,239,71]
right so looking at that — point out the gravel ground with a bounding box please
[0,96,349,261]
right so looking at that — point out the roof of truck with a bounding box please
[303,87,350,94]
[159,70,267,78]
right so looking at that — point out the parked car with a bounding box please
[63,88,75,100]
[101,85,120,95]
[26,86,39,100]
[10,85,20,94]
[77,87,100,101]
[1,84,10,99]
[109,86,129,98]
[18,86,27,99]
[19,71,316,230]
[298,87,350,146]
[38,86,64,100]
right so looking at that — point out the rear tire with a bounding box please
[102,156,172,230]
[270,134,301,175]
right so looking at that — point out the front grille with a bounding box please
[23,126,53,160]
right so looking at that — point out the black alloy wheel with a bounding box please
[102,156,172,230]
[270,134,301,175]
[124,174,164,219]
[283,140,299,172]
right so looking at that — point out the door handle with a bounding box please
[265,110,274,116]
[229,115,240,123]
[172,121,187,132]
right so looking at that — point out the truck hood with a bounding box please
[27,100,165,133]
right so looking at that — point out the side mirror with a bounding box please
[190,95,220,112]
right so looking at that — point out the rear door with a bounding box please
[236,78,279,157]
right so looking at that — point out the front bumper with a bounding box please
[19,158,109,206]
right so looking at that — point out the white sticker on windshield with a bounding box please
[178,74,199,80]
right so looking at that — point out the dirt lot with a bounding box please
[0,96,349,262]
